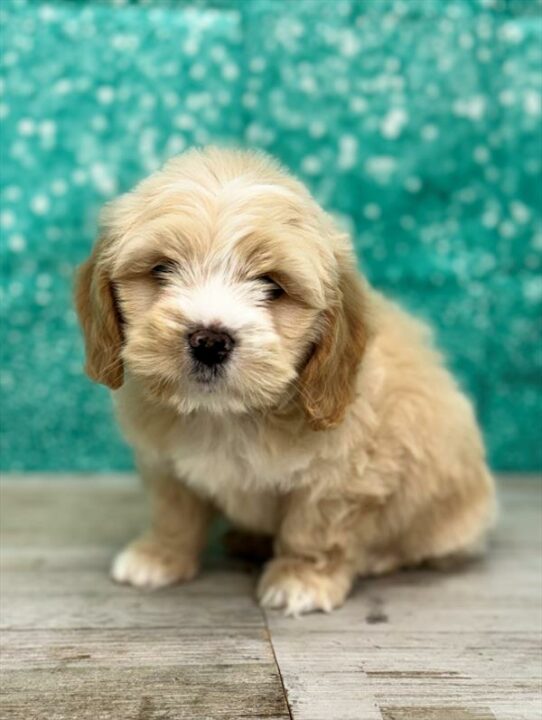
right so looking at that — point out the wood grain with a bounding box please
[1,475,541,720]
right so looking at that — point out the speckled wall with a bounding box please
[1,0,541,472]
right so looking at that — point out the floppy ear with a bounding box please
[298,258,369,431]
[74,238,124,389]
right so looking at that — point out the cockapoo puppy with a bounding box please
[75,147,496,616]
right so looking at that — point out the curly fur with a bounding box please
[75,147,496,616]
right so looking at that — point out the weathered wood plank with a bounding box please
[1,475,541,720]
[0,628,291,720]
[262,477,542,720]
[381,709,496,720]
[0,665,288,720]
[0,628,273,669]
[0,476,290,720]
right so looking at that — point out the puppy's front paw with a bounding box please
[257,558,351,617]
[111,537,198,589]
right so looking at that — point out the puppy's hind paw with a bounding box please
[111,537,198,589]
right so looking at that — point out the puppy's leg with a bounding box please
[257,487,357,616]
[112,465,212,589]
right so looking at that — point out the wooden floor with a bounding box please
[0,476,541,720]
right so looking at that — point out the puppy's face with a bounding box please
[76,149,368,428]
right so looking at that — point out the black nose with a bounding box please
[188,328,235,367]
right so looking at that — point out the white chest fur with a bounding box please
[168,414,316,533]
[115,388,322,533]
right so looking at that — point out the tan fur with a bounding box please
[75,147,496,616]
[74,237,124,389]
[299,261,369,430]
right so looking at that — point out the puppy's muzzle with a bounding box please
[188,327,235,368]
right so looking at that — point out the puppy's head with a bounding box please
[75,148,368,428]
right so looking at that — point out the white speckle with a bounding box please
[97,86,115,104]
[452,95,486,120]
[333,212,356,236]
[51,179,68,196]
[421,124,439,141]
[166,135,186,155]
[189,63,206,81]
[174,113,195,130]
[400,215,416,231]
[499,89,515,107]
[72,169,88,185]
[53,79,72,95]
[0,371,14,389]
[248,121,276,144]
[39,4,57,22]
[473,145,490,164]
[90,115,108,132]
[334,77,349,95]
[76,76,92,93]
[35,291,51,306]
[510,201,531,224]
[184,38,199,57]
[3,52,18,67]
[0,103,10,119]
[363,203,381,221]
[349,96,368,114]
[8,234,26,252]
[482,208,500,228]
[249,57,266,73]
[242,93,257,109]
[524,90,541,117]
[523,277,542,303]
[301,155,322,175]
[163,91,179,108]
[140,94,156,110]
[340,29,360,57]
[338,134,358,170]
[217,90,232,106]
[17,118,35,136]
[0,210,15,229]
[478,253,496,273]
[485,166,500,182]
[4,185,21,202]
[31,194,50,215]
[526,253,540,270]
[222,62,239,81]
[404,176,422,193]
[210,45,227,63]
[500,21,523,44]
[381,107,408,139]
[499,221,516,238]
[39,120,56,137]
[365,156,397,182]
[309,121,326,139]
[37,273,52,289]
[524,158,541,176]
[459,33,474,49]
[476,17,492,40]
[385,58,400,73]
[456,187,476,204]
[299,75,317,94]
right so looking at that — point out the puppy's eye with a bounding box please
[258,275,285,300]
[151,260,177,282]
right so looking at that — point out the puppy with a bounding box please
[75,147,496,616]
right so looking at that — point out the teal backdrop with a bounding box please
[1,0,541,472]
